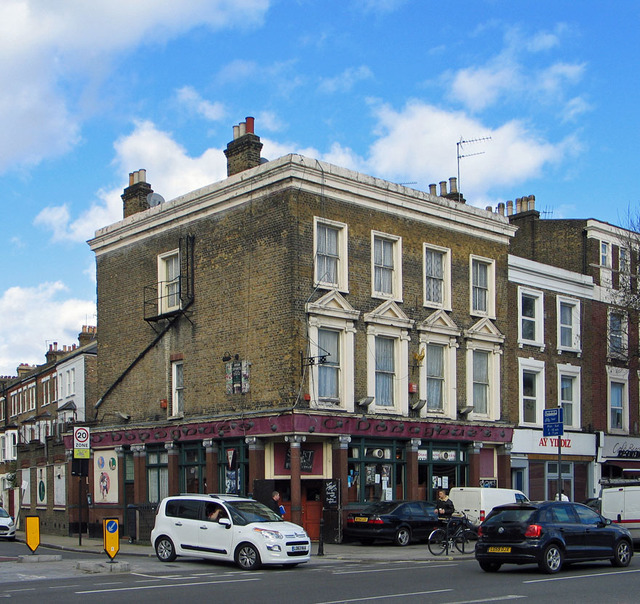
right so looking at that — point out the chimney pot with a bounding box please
[449,177,458,193]
[528,194,535,210]
[507,200,514,215]
[429,184,437,195]
[439,181,447,196]
[245,116,255,134]
[498,202,505,216]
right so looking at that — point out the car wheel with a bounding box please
[612,540,632,567]
[155,536,177,562]
[235,542,262,570]
[394,526,411,546]
[539,544,563,574]
[427,528,447,556]
[479,561,501,573]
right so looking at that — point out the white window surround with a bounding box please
[557,363,581,430]
[517,286,544,349]
[518,357,545,427]
[158,249,181,314]
[607,308,628,360]
[423,243,452,311]
[470,255,496,319]
[371,231,403,302]
[556,296,581,354]
[314,217,349,293]
[306,290,359,412]
[600,240,613,287]
[171,360,184,417]
[607,365,629,434]
[417,311,460,419]
[365,301,413,415]
[464,318,504,421]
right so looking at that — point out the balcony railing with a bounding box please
[144,276,193,322]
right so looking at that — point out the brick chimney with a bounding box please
[78,325,97,347]
[122,169,153,218]
[224,117,263,177]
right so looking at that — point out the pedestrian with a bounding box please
[555,489,569,501]
[436,489,455,517]
[267,490,285,516]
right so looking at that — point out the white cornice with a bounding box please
[508,255,594,299]
[89,154,516,255]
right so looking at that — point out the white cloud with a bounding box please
[365,100,574,203]
[446,25,586,117]
[318,66,374,94]
[176,86,226,122]
[0,0,270,173]
[447,62,519,112]
[0,282,96,376]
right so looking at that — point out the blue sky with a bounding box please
[1,0,639,375]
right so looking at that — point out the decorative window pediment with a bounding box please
[306,289,360,321]
[464,317,504,346]
[417,310,460,338]
[364,300,414,330]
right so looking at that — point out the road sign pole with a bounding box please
[557,429,562,502]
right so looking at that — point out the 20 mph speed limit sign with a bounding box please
[74,426,91,459]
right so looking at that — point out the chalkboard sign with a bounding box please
[323,479,340,508]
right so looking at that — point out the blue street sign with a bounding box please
[543,408,564,437]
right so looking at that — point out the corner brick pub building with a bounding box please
[76,118,517,541]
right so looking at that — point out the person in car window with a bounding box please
[206,504,225,522]
[437,489,455,517]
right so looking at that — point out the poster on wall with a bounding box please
[54,464,66,507]
[36,467,47,505]
[94,450,119,504]
[21,470,31,506]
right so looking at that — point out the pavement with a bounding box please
[14,530,473,567]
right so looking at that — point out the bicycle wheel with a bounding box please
[427,528,447,556]
[454,531,470,554]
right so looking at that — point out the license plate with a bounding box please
[354,517,368,522]
[488,546,511,553]
[292,545,308,552]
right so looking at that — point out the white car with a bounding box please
[150,494,311,570]
[0,507,16,540]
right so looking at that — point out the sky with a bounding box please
[1,0,639,376]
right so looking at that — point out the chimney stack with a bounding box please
[122,169,153,218]
[224,117,263,177]
[78,325,97,347]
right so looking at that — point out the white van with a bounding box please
[601,486,640,543]
[448,487,529,526]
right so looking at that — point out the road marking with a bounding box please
[524,568,640,583]
[443,596,527,603]
[333,563,456,575]
[317,588,452,603]
[76,577,260,594]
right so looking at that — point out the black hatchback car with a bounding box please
[475,501,633,574]
[345,500,440,546]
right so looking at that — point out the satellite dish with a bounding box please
[147,193,165,207]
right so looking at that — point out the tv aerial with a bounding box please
[456,136,491,195]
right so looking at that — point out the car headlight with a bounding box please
[253,528,284,540]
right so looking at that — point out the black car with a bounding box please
[475,501,633,574]
[345,500,440,546]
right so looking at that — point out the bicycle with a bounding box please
[427,512,478,556]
